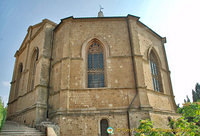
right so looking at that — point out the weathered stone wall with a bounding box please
[51,18,135,90]
[48,16,178,135]
[7,16,179,135]
[129,110,181,131]
[149,112,181,129]
[136,24,168,92]
[50,18,136,111]
[58,113,129,136]
[128,17,176,112]
[7,20,56,126]
[147,91,172,111]
[13,109,36,127]
[129,110,151,129]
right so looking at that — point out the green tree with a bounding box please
[192,83,200,102]
[179,102,200,125]
[184,95,191,103]
[134,102,200,136]
[169,117,200,136]
[134,120,172,136]
[0,97,6,131]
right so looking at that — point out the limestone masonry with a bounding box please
[7,14,180,136]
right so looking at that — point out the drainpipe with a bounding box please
[46,29,54,119]
[126,16,139,136]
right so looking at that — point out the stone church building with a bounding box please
[7,13,179,135]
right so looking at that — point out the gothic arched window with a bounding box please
[28,48,39,91]
[100,119,108,136]
[15,63,23,98]
[150,52,163,92]
[87,41,104,88]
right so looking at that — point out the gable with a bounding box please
[16,19,56,57]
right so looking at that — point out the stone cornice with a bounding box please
[7,102,47,119]
[49,87,135,96]
[49,107,133,118]
[8,84,48,104]
[146,88,173,97]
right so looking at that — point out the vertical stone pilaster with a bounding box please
[127,16,152,110]
[35,24,56,124]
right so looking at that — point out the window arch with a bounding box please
[15,63,23,98]
[100,119,109,136]
[28,48,39,91]
[87,40,104,88]
[150,51,163,92]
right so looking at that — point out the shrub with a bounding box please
[135,102,200,136]
[0,98,6,131]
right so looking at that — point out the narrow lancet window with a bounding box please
[15,63,23,98]
[150,52,163,92]
[28,48,39,91]
[88,41,104,88]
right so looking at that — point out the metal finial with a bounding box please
[99,5,104,11]
[98,5,104,17]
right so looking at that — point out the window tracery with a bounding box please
[87,41,104,88]
[150,52,163,92]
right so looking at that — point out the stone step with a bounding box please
[0,121,46,136]
[0,132,45,136]
[1,130,41,133]
[0,133,46,136]
[0,132,46,136]
[0,131,45,136]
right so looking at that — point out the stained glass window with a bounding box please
[100,119,108,136]
[88,42,104,88]
[150,52,162,92]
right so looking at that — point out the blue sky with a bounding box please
[0,0,200,105]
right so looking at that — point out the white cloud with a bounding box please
[2,81,10,88]
[0,95,9,106]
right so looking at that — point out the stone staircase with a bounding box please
[0,121,46,136]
